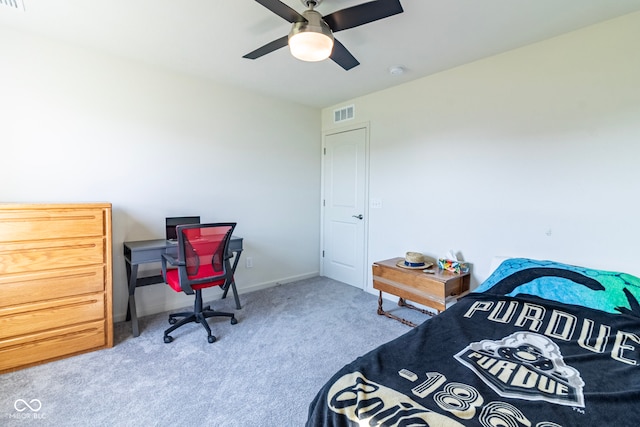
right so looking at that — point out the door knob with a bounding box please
[352,214,364,220]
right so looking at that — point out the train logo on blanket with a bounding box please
[455,331,585,407]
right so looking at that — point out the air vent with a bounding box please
[333,105,355,123]
[0,0,25,10]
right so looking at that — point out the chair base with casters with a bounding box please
[163,289,237,344]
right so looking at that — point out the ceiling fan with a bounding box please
[243,0,404,70]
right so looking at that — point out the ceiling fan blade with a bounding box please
[254,0,305,23]
[243,35,289,59]
[323,0,403,32]
[330,39,360,71]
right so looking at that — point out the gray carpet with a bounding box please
[0,277,427,426]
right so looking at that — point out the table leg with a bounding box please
[377,291,385,315]
[376,291,417,327]
[228,279,241,309]
[221,250,242,309]
[126,262,140,337]
[125,260,132,321]
[398,298,437,317]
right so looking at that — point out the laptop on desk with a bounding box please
[165,216,201,243]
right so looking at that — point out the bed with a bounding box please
[306,258,640,426]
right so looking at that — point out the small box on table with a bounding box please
[438,258,470,274]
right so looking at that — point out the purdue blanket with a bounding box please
[306,259,640,427]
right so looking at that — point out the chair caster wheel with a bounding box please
[168,317,177,325]
[164,335,173,343]
[207,335,216,343]
[230,317,238,325]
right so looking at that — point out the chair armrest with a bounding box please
[161,253,184,281]
[162,253,183,266]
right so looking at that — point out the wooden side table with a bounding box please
[372,257,471,327]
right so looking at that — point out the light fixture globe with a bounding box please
[288,9,334,62]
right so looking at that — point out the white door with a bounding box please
[322,126,367,288]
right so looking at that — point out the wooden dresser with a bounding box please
[0,203,113,373]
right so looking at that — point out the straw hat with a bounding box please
[396,252,433,269]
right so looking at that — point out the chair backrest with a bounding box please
[175,222,236,291]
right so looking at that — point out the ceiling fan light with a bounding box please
[288,10,334,62]
[289,32,333,62]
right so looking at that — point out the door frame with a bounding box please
[319,121,371,289]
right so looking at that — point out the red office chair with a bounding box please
[161,222,238,343]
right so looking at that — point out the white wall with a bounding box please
[3,11,639,320]
[322,12,640,289]
[0,26,322,321]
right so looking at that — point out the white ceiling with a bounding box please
[2,0,640,108]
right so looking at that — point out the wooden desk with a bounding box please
[123,236,243,337]
[372,257,470,327]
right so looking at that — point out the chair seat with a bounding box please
[165,264,227,292]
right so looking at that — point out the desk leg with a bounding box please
[227,278,241,309]
[125,260,132,321]
[221,250,242,309]
[126,261,141,337]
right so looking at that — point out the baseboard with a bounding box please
[113,271,320,322]
[239,271,320,293]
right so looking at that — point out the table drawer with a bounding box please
[443,277,466,299]
[0,208,105,241]
[0,320,106,373]
[0,265,105,308]
[0,293,105,340]
[0,237,105,275]
[373,263,447,298]
[374,278,447,311]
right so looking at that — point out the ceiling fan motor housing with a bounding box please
[288,9,334,61]
[289,9,334,41]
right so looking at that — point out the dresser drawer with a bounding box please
[0,320,106,373]
[0,237,105,275]
[0,293,105,340]
[0,208,106,241]
[0,265,105,308]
